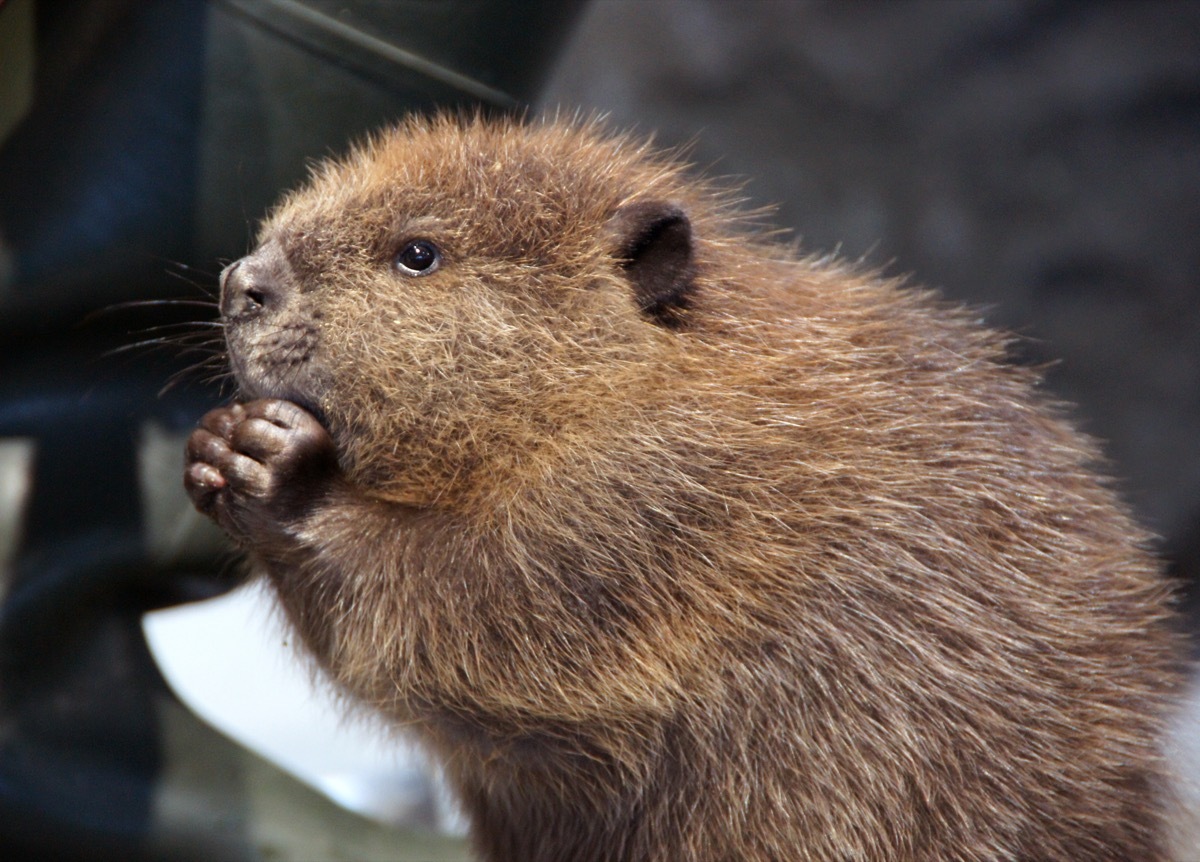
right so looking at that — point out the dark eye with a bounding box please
[395,239,440,275]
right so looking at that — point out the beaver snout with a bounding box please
[220,238,297,321]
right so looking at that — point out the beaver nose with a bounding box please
[219,240,294,320]
[220,260,263,319]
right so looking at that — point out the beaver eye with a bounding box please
[395,240,440,275]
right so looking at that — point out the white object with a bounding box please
[143,579,454,829]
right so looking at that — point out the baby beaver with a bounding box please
[185,114,1185,861]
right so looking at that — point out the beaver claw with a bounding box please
[184,398,337,545]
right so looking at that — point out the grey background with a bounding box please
[541,0,1200,603]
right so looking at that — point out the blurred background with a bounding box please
[1,1,1197,859]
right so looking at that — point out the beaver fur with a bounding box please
[184,114,1185,861]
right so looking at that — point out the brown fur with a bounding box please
[185,113,1185,861]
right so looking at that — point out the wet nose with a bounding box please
[220,260,258,319]
[219,241,293,320]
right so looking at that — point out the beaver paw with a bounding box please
[184,398,337,545]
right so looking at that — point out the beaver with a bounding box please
[184,113,1185,861]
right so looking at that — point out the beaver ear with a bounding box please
[608,201,695,325]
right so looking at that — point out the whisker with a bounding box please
[82,297,220,325]
[125,298,219,311]
[166,260,222,280]
[159,358,233,397]
[104,333,225,358]
[130,320,225,336]
[166,267,220,296]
